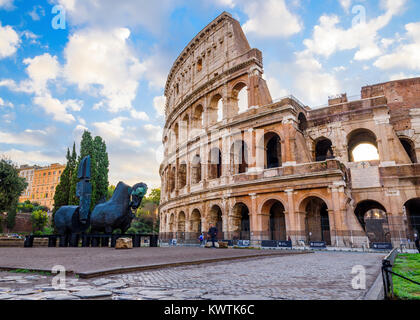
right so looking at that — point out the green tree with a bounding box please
[0,159,27,230]
[52,148,72,217]
[30,209,48,232]
[68,131,109,211]
[93,136,109,205]
[106,185,116,201]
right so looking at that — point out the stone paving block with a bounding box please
[72,290,113,299]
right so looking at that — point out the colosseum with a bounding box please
[159,12,420,248]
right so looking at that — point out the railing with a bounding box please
[382,248,420,299]
[24,234,159,248]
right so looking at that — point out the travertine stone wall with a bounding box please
[159,12,420,248]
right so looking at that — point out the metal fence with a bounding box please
[382,248,420,299]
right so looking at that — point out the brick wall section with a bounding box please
[1,213,32,234]
[361,77,420,131]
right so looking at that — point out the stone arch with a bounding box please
[262,132,282,169]
[169,165,176,193]
[399,137,417,163]
[229,202,250,240]
[347,128,379,162]
[298,113,308,131]
[208,147,222,179]
[209,94,223,125]
[354,200,390,243]
[177,211,186,240]
[190,208,202,237]
[208,205,224,240]
[314,137,334,162]
[230,140,248,174]
[169,213,175,236]
[193,104,204,129]
[181,114,189,142]
[404,198,420,241]
[261,199,287,241]
[232,81,248,114]
[191,154,202,184]
[299,196,331,245]
[178,161,187,189]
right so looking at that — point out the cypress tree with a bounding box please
[67,131,109,211]
[93,136,109,206]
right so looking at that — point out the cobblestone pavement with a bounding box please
[0,251,384,300]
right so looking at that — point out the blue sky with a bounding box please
[0,0,419,189]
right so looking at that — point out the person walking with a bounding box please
[199,233,204,246]
[415,234,420,254]
[207,224,218,248]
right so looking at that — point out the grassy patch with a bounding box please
[392,254,420,300]
[8,269,52,276]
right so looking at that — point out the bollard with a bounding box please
[101,236,110,247]
[24,235,34,248]
[133,235,141,247]
[150,235,159,247]
[48,236,57,247]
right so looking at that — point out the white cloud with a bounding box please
[0,0,14,9]
[0,128,53,147]
[28,5,45,21]
[153,95,166,117]
[144,124,163,143]
[242,0,302,38]
[0,97,13,108]
[55,0,175,34]
[33,94,76,123]
[265,77,289,99]
[22,53,60,94]
[64,28,145,113]
[389,72,419,81]
[303,0,407,61]
[374,22,420,71]
[130,109,149,121]
[0,149,65,166]
[339,0,352,12]
[0,22,20,58]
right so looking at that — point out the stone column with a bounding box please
[249,193,259,242]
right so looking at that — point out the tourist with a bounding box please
[199,233,204,246]
[207,224,218,248]
[415,234,420,253]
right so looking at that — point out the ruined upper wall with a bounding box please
[164,12,260,118]
[361,77,420,131]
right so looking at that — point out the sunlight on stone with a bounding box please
[352,144,379,162]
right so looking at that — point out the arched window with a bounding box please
[178,162,187,189]
[209,205,223,240]
[208,148,222,179]
[404,198,420,241]
[197,59,203,73]
[314,138,334,162]
[169,166,176,193]
[181,114,189,142]
[191,155,202,184]
[261,200,286,241]
[347,129,379,162]
[400,138,417,163]
[264,133,282,169]
[233,82,248,114]
[230,140,248,174]
[298,113,308,131]
[209,94,223,125]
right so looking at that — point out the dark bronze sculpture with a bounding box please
[54,155,148,246]
[55,156,92,241]
[91,182,147,234]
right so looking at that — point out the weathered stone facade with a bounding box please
[159,12,420,248]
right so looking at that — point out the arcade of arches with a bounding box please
[160,12,420,248]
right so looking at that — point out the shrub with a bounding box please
[30,210,49,232]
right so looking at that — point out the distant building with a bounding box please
[18,163,66,210]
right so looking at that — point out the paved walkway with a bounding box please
[0,251,384,300]
[0,247,302,276]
